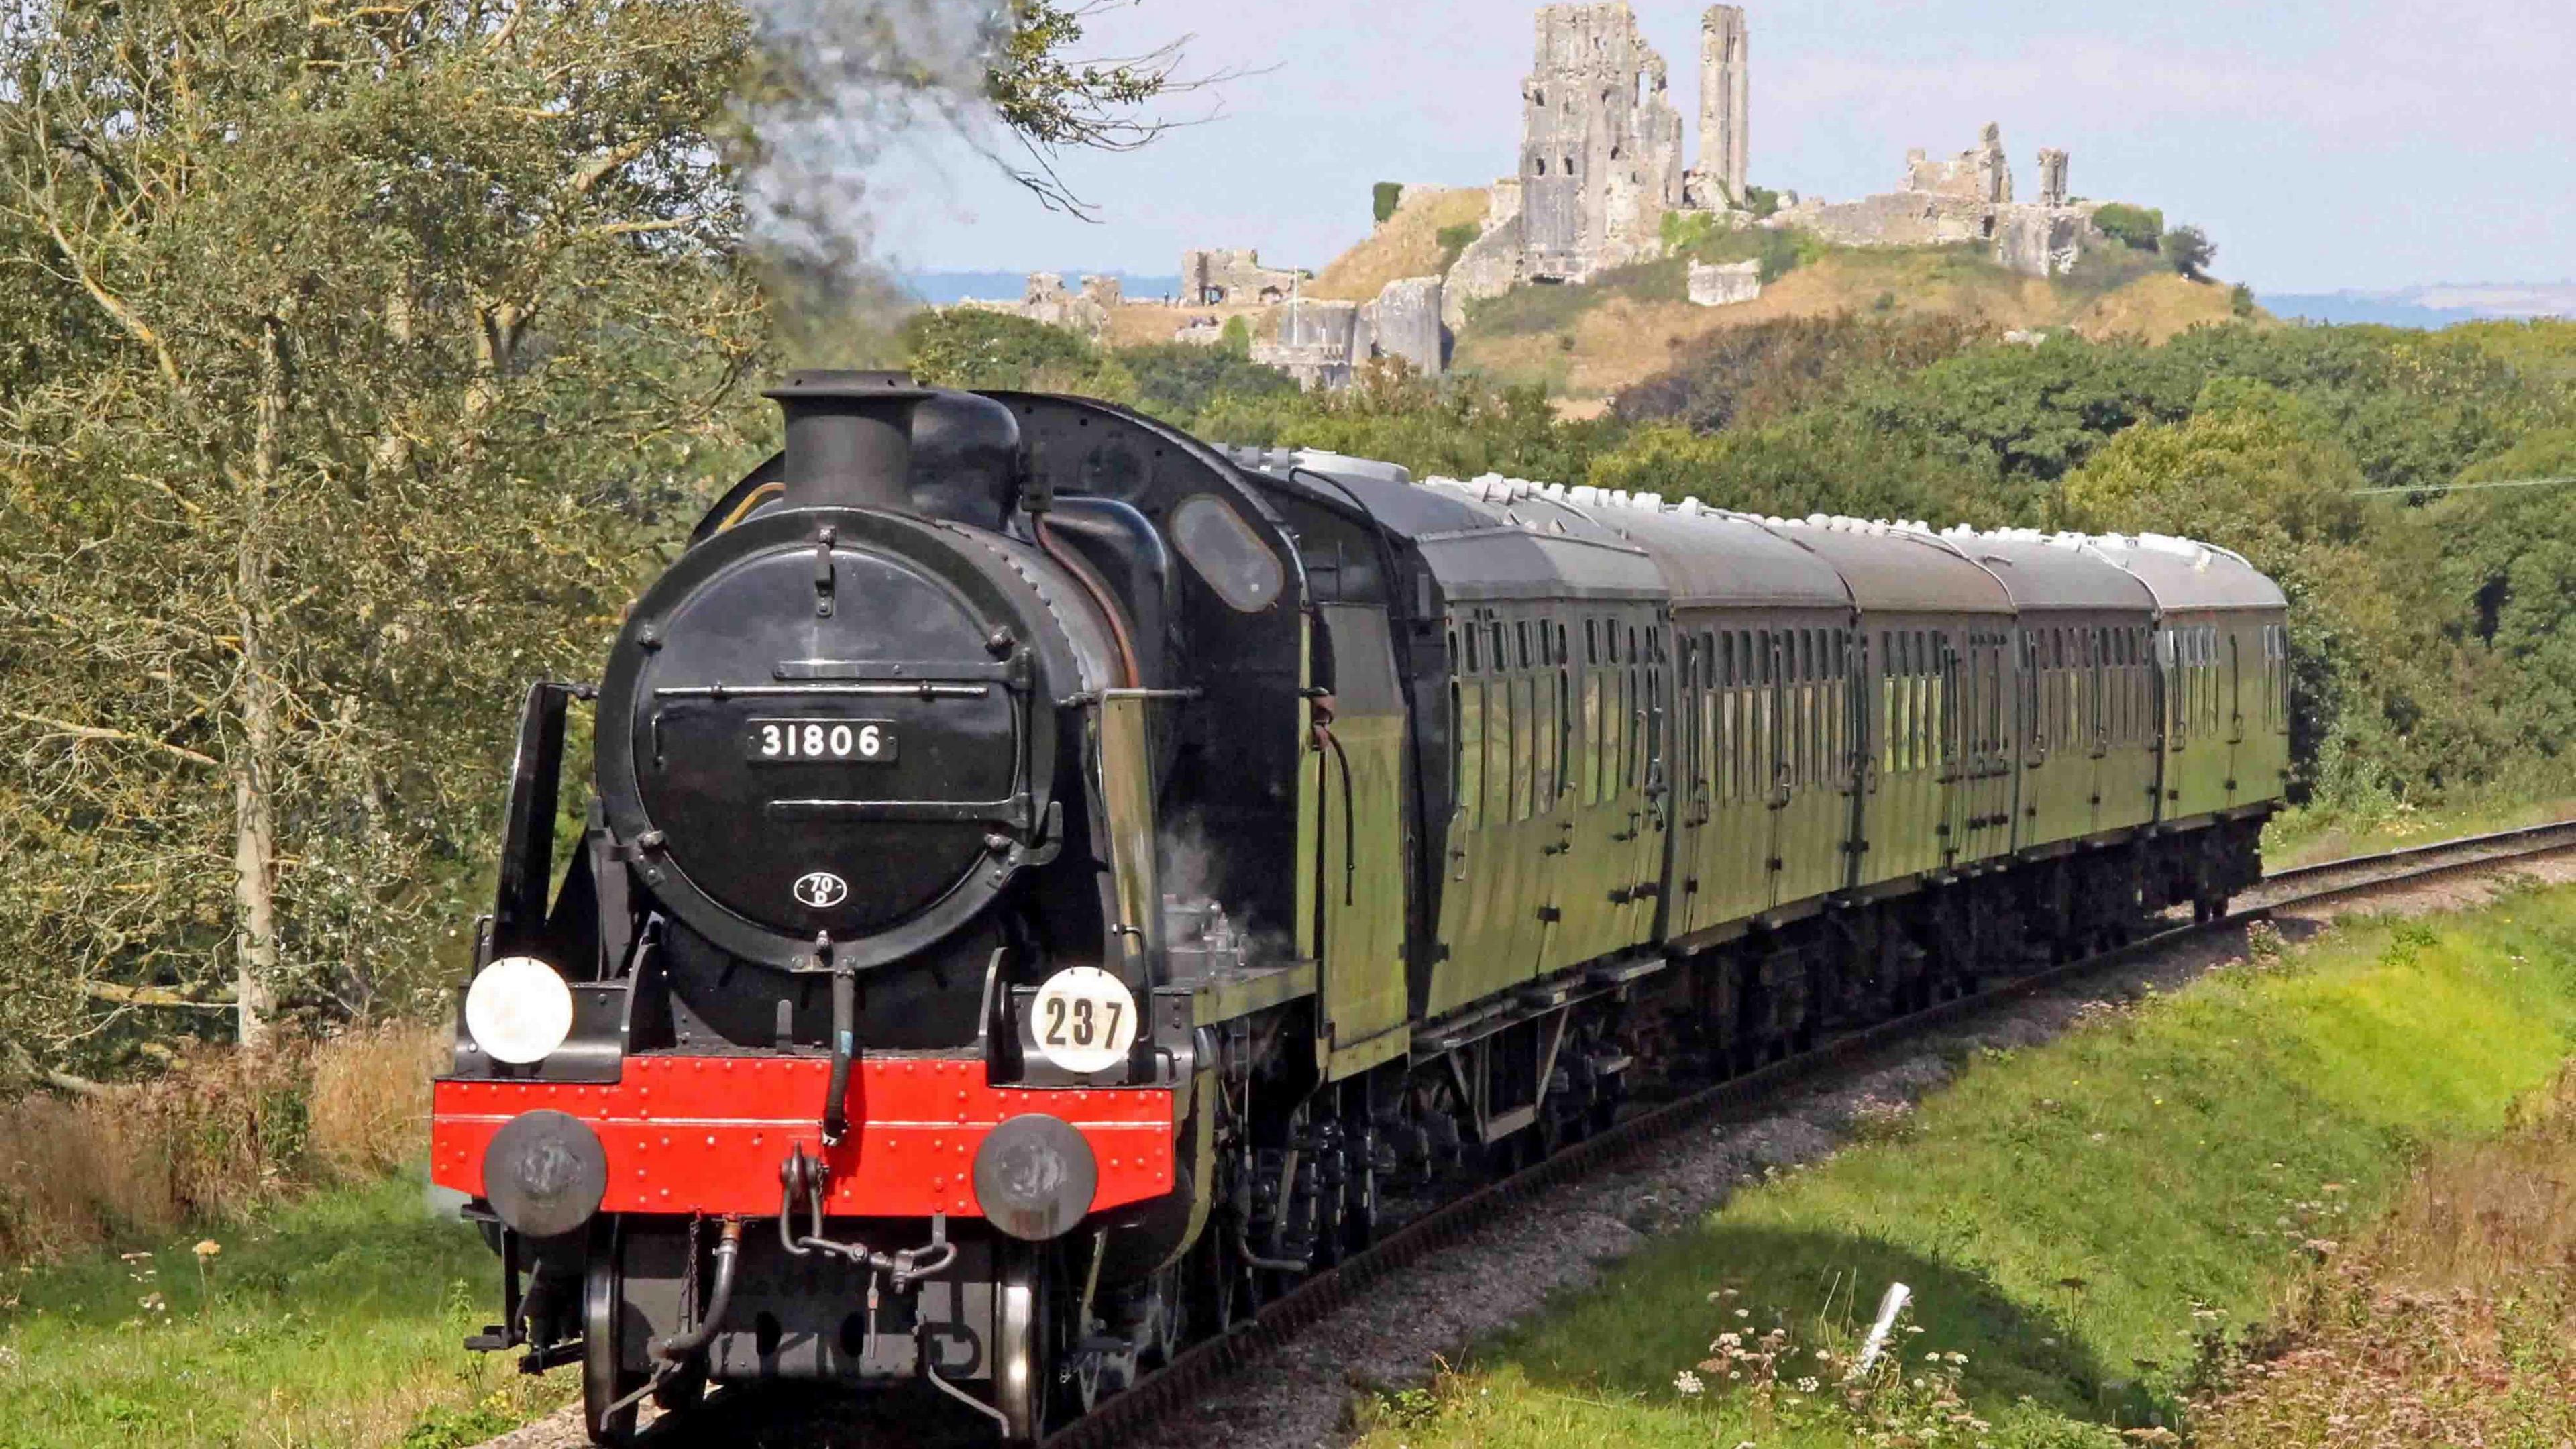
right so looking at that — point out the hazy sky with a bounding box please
[869,0,2574,292]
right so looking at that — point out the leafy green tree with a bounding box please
[2059,382,2498,802]
[902,308,1102,389]
[2163,225,2216,279]
[1373,182,1405,225]
[0,1,769,1073]
[2091,203,2165,252]
[0,0,1205,1083]
[1116,343,1297,428]
[1218,315,1254,358]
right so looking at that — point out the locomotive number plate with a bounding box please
[1030,967,1140,1075]
[746,718,897,763]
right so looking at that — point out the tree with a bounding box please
[2163,225,2216,280]
[0,1,1216,1081]
[2090,203,2165,252]
[0,2,771,1069]
[1373,182,1405,225]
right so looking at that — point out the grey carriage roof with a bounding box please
[1931,528,2158,614]
[1221,450,1668,604]
[1217,447,2275,621]
[1741,515,2016,616]
[2076,533,2288,614]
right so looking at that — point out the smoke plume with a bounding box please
[735,0,1014,360]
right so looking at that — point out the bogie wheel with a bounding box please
[992,1242,1052,1445]
[582,1219,645,1447]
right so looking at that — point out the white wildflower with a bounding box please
[1674,1370,1703,1396]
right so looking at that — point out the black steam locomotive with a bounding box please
[433,374,2287,1442]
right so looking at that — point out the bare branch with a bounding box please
[7,710,221,769]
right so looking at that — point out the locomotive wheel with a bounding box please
[1340,1150,1378,1254]
[1150,1265,1189,1363]
[993,1242,1052,1444]
[582,1219,644,1446]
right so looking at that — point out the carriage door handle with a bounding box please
[1611,811,1640,843]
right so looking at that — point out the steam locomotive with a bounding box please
[430,374,2288,1443]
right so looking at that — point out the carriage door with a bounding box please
[1310,604,1410,1067]
[2224,628,2247,808]
[1937,634,1964,868]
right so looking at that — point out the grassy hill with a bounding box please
[1307,186,1491,301]
[1448,241,2251,414]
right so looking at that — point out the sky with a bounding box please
[866,0,2575,294]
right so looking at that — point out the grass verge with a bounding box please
[0,1173,564,1448]
[2262,791,2576,873]
[1350,882,2576,1448]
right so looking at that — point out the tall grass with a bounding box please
[0,1024,445,1265]
[2193,1067,2576,1444]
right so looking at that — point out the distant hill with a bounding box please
[900,270,1181,306]
[2263,284,2576,329]
[1445,243,2247,416]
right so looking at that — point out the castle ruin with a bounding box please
[1440,3,2107,325]
[1692,5,1749,209]
[1517,4,1685,282]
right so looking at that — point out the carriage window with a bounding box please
[1582,665,1605,806]
[1464,623,1481,674]
[1515,674,1538,820]
[1585,619,1598,665]
[1517,621,1532,670]
[1454,680,1482,830]
[1171,493,1284,613]
[1491,623,1507,672]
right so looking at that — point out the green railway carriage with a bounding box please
[1935,530,2163,855]
[1574,500,1856,944]
[2086,534,2290,913]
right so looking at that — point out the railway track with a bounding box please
[1037,816,2576,1449]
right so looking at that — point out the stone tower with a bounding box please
[1697,5,1749,207]
[2036,148,2070,208]
[1519,3,1684,282]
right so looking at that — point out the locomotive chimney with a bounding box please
[765,369,934,513]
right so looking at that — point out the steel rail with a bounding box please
[1039,816,2576,1449]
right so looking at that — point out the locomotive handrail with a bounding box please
[653,682,991,700]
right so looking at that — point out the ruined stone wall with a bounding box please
[1686,258,1760,306]
[1697,5,1749,207]
[1181,248,1305,305]
[1519,3,1683,282]
[1368,276,1446,373]
[1250,276,1448,390]
[1903,122,2012,204]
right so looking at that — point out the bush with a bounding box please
[2231,282,2258,318]
[1741,184,1783,220]
[1218,315,1252,358]
[2165,225,2218,279]
[1373,181,1404,225]
[2092,202,2165,252]
[900,308,1099,390]
[1115,341,1298,427]
[1435,221,1481,274]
